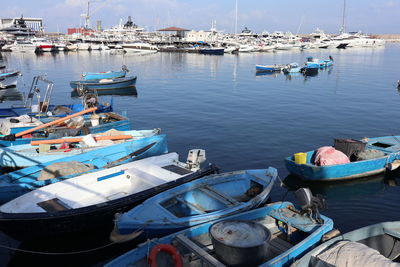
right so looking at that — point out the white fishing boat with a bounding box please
[100,43,110,50]
[0,149,218,240]
[77,43,91,50]
[90,43,101,50]
[8,40,37,53]
[122,42,159,53]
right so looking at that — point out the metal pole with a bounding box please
[341,0,346,33]
[235,0,238,34]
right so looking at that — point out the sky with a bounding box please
[1,0,399,34]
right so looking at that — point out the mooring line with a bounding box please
[0,242,116,255]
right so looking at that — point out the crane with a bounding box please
[80,0,115,29]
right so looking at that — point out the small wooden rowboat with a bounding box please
[70,76,137,91]
[112,167,277,240]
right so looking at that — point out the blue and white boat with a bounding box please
[0,70,21,88]
[285,136,400,181]
[112,167,277,240]
[293,221,400,267]
[81,65,128,80]
[256,65,283,72]
[0,129,160,169]
[106,200,334,267]
[70,76,137,91]
[0,149,218,240]
[0,75,113,118]
[0,134,168,204]
[283,63,301,74]
[0,111,131,147]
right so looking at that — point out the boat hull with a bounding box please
[0,129,153,169]
[256,65,282,72]
[0,164,218,241]
[199,48,224,55]
[105,202,334,267]
[0,134,168,205]
[0,112,130,147]
[284,150,396,181]
[115,168,277,238]
[82,70,127,80]
[70,76,137,90]
[293,221,400,266]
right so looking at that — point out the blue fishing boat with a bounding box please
[0,75,113,118]
[256,64,283,72]
[293,221,400,267]
[199,48,225,55]
[106,195,334,267]
[0,70,21,88]
[81,65,128,80]
[70,76,137,91]
[0,111,131,147]
[112,167,277,240]
[0,129,160,169]
[0,134,167,204]
[285,136,400,181]
[283,63,301,74]
[0,102,113,119]
[301,62,319,76]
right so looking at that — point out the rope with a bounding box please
[0,224,146,255]
[0,241,116,255]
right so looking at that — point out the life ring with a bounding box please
[148,244,183,267]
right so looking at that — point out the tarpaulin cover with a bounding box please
[314,146,350,166]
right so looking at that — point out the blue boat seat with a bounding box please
[198,185,238,206]
[175,196,207,214]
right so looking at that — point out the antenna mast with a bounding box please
[85,1,90,29]
[340,0,346,33]
[235,0,238,34]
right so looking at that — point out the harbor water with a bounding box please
[1,44,400,265]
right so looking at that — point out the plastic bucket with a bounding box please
[294,152,307,164]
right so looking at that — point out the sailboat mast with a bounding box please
[235,0,238,34]
[341,0,346,33]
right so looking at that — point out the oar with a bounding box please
[104,142,156,169]
[0,107,97,141]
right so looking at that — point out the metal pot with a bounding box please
[209,220,271,267]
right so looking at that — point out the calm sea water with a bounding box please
[1,44,400,266]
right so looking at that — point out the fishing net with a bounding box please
[315,240,399,267]
[38,161,96,181]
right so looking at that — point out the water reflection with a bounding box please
[282,173,398,201]
[70,85,138,97]
[0,87,23,103]
[255,71,281,78]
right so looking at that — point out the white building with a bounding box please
[185,30,216,42]
[0,17,43,32]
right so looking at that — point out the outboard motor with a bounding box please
[397,80,400,90]
[294,188,326,224]
[186,149,206,171]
